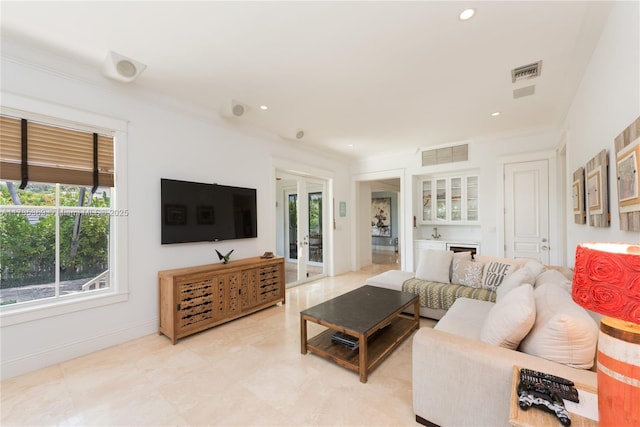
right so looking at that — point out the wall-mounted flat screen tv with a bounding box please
[161,178,257,244]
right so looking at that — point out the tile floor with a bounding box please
[1,256,433,427]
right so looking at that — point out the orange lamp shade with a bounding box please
[572,242,640,324]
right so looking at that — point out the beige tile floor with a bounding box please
[1,255,433,427]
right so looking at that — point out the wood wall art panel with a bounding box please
[614,115,640,231]
[586,149,610,228]
[573,167,586,224]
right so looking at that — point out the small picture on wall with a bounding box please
[572,167,586,224]
[587,166,604,214]
[371,197,391,237]
[572,179,582,214]
[617,136,640,213]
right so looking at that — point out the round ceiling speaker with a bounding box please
[296,130,305,139]
[116,60,138,78]
[232,104,245,117]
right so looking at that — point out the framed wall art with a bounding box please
[614,115,640,231]
[371,197,391,236]
[572,167,586,224]
[586,149,610,227]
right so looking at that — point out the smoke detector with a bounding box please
[102,51,146,83]
[511,60,542,83]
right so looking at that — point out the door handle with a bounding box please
[541,245,549,251]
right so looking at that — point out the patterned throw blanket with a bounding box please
[401,278,497,311]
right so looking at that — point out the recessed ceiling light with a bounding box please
[347,144,354,148]
[491,111,501,117]
[260,105,268,111]
[459,8,475,21]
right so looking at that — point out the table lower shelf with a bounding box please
[305,315,417,377]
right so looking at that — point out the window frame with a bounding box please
[0,93,129,327]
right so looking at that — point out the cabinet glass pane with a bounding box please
[422,180,432,221]
[466,176,478,221]
[436,179,446,220]
[450,177,462,221]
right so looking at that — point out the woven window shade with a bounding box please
[0,115,114,187]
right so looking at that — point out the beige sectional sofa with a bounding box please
[366,250,600,427]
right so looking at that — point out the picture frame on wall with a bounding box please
[614,116,640,231]
[586,149,609,227]
[371,197,391,237]
[616,136,640,213]
[587,166,603,215]
[572,167,586,224]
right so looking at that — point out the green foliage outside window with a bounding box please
[0,183,110,288]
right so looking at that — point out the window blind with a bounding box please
[0,115,114,187]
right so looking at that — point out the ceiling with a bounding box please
[1,1,613,161]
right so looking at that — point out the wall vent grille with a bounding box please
[422,144,468,166]
[511,60,542,83]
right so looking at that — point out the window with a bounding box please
[0,97,128,323]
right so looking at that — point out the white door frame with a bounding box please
[274,159,333,281]
[351,169,406,271]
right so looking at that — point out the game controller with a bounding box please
[517,381,571,426]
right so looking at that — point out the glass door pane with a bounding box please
[436,179,447,221]
[450,177,462,221]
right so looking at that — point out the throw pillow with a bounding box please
[495,266,536,302]
[450,250,473,281]
[480,284,536,349]
[481,261,515,290]
[415,249,454,283]
[523,260,546,277]
[519,283,598,369]
[534,269,572,293]
[451,259,484,288]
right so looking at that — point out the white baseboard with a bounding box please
[1,319,157,380]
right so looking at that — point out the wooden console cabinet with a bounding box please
[158,256,285,344]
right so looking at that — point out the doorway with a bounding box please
[504,159,550,264]
[277,172,327,287]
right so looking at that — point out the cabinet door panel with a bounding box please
[176,277,216,331]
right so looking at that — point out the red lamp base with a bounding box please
[597,317,640,427]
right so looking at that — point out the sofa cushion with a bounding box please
[364,270,415,291]
[434,297,494,340]
[496,267,536,302]
[415,249,453,283]
[402,279,497,311]
[519,283,598,369]
[495,260,545,302]
[481,284,536,349]
[451,259,484,287]
[534,269,572,292]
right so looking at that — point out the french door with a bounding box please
[281,175,326,286]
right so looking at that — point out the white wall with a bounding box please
[352,131,564,267]
[0,41,351,379]
[563,0,640,264]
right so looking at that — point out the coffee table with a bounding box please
[300,285,419,383]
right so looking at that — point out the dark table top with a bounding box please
[300,285,417,334]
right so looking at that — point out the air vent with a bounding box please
[422,144,468,167]
[511,60,542,83]
[513,85,536,99]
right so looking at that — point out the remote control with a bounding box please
[519,369,579,403]
[521,369,575,386]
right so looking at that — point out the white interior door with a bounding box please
[504,160,550,263]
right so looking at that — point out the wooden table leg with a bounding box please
[414,298,420,329]
[300,314,308,354]
[359,333,367,383]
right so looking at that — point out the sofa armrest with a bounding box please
[412,328,596,427]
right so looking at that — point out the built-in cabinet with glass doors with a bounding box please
[421,175,478,223]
